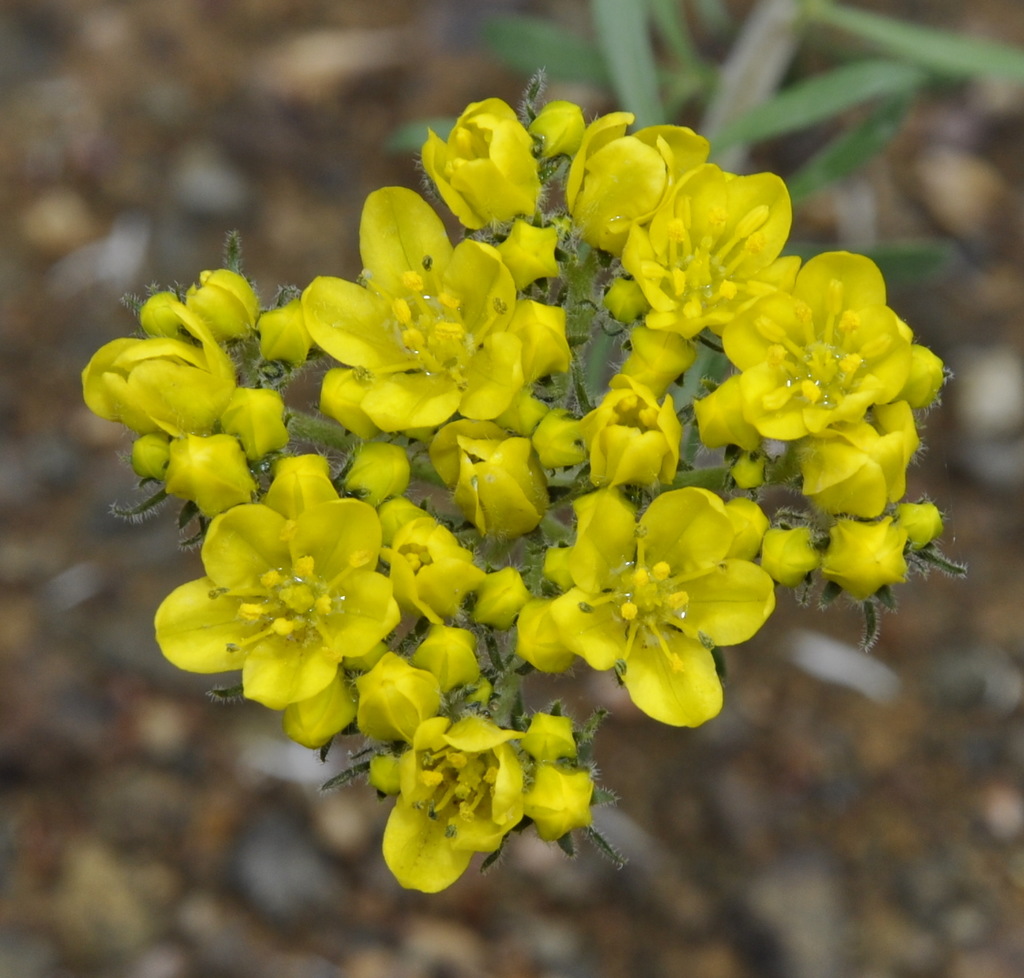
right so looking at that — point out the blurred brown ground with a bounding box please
[2,1,1024,976]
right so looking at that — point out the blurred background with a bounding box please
[2,0,1024,975]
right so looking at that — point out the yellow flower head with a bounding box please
[692,373,762,452]
[344,442,410,507]
[282,672,357,749]
[430,420,548,538]
[619,326,696,397]
[411,624,481,693]
[355,651,442,742]
[760,526,820,588]
[155,499,399,710]
[821,517,909,600]
[185,268,260,343]
[523,763,594,842]
[566,113,709,255]
[724,251,915,440]
[548,488,776,726]
[421,98,541,229]
[579,375,682,488]
[258,298,312,366]
[303,188,526,432]
[219,387,289,460]
[263,454,339,519]
[383,715,523,892]
[527,99,586,158]
[382,515,486,622]
[622,164,797,338]
[164,433,256,516]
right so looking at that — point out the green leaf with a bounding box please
[816,3,1024,83]
[483,15,610,88]
[711,59,926,153]
[787,93,912,202]
[591,0,664,126]
[386,117,454,154]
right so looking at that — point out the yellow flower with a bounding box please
[496,221,560,289]
[527,99,585,158]
[531,409,586,468]
[411,624,481,692]
[430,420,548,538]
[263,454,339,519]
[82,302,236,437]
[219,387,290,460]
[898,344,946,408]
[799,400,920,518]
[619,326,696,397]
[303,188,525,432]
[760,527,820,587]
[548,488,776,726]
[472,566,531,630]
[896,501,944,549]
[344,442,410,507]
[282,672,357,748]
[622,164,797,337]
[139,291,184,337]
[186,268,259,343]
[520,713,576,762]
[603,277,650,324]
[724,252,914,440]
[692,374,762,452]
[579,375,682,487]
[164,433,256,516]
[730,452,765,489]
[821,517,908,600]
[506,299,571,383]
[383,715,523,892]
[130,432,170,480]
[566,113,709,255]
[258,298,312,366]
[724,496,769,561]
[154,499,399,709]
[523,764,594,842]
[421,98,541,229]
[382,515,485,622]
[514,598,575,673]
[355,651,441,742]
[319,368,379,439]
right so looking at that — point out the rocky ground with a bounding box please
[2,1,1024,976]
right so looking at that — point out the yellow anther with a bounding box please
[401,326,424,350]
[839,310,861,332]
[314,595,333,616]
[433,321,465,342]
[766,343,788,368]
[260,570,283,589]
[279,520,297,543]
[401,270,424,292]
[404,553,422,572]
[666,218,687,242]
[293,555,315,578]
[483,765,498,784]
[651,561,671,581]
[632,567,650,587]
[271,617,295,636]
[620,601,639,621]
[392,297,413,325]
[667,651,686,672]
[708,206,728,228]
[839,353,863,375]
[801,379,822,403]
[348,549,373,569]
[281,584,314,614]
[666,590,689,611]
[718,280,738,301]
[448,752,468,769]
[238,602,265,621]
[794,300,813,325]
[420,769,444,787]
[683,296,703,319]
[744,231,767,255]
[438,292,461,310]
[638,406,659,429]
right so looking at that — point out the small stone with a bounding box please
[915,147,1008,238]
[171,142,249,218]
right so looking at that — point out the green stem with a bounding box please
[286,410,357,454]
[669,466,729,491]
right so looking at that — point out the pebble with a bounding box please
[170,142,250,218]
[915,147,1008,239]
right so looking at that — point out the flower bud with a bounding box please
[496,221,560,289]
[898,345,945,409]
[130,432,171,480]
[520,713,576,762]
[377,496,431,546]
[472,567,530,630]
[515,598,575,672]
[355,652,441,743]
[495,391,549,436]
[263,453,338,518]
[343,640,388,674]
[368,752,403,795]
[219,387,289,460]
[528,99,585,158]
[523,764,594,841]
[620,326,695,396]
[139,291,184,337]
[532,409,586,468]
[724,497,769,560]
[507,299,571,383]
[693,375,761,451]
[186,269,259,342]
[542,546,574,591]
[411,624,480,692]
[896,501,944,549]
[731,452,765,489]
[821,517,908,600]
[344,442,410,507]
[258,298,311,365]
[761,526,820,587]
[320,368,380,439]
[164,433,256,516]
[282,672,358,748]
[604,277,650,324]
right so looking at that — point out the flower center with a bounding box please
[417,747,498,829]
[612,558,690,634]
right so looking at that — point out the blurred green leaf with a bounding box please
[483,15,611,88]
[386,117,454,154]
[591,0,664,126]
[784,239,954,284]
[816,3,1024,83]
[787,93,911,202]
[711,59,925,153]
[647,0,700,67]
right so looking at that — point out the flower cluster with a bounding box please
[82,92,958,892]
